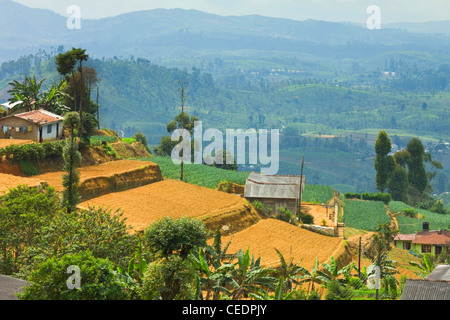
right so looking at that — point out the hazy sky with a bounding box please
[12,0,450,23]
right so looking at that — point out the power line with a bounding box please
[100,93,155,122]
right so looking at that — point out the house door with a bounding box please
[39,127,43,143]
[56,123,59,138]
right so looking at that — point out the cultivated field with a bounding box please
[0,173,43,193]
[219,218,344,269]
[0,139,34,149]
[79,179,260,233]
[36,159,161,191]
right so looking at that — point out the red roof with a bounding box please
[14,109,63,125]
[396,230,450,246]
[414,230,450,246]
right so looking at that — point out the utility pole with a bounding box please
[96,86,100,129]
[298,156,304,221]
[179,85,186,181]
[358,237,362,278]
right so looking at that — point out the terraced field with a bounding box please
[0,139,33,148]
[36,159,162,200]
[78,179,260,233]
[219,218,344,269]
[0,173,43,194]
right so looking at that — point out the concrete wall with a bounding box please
[41,122,63,141]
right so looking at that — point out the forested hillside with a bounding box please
[1,51,449,195]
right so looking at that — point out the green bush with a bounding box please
[19,160,39,176]
[361,192,392,204]
[18,251,130,300]
[299,212,314,224]
[0,140,65,161]
[345,192,361,200]
[121,137,136,144]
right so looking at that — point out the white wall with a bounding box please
[41,122,63,141]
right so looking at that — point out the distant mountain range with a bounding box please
[1,0,449,63]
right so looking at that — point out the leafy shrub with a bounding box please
[345,192,361,200]
[19,160,39,176]
[18,251,130,300]
[121,137,136,144]
[0,140,65,161]
[276,207,296,225]
[89,135,118,144]
[402,208,418,218]
[299,212,314,224]
[361,192,392,204]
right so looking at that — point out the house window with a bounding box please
[435,246,443,255]
[47,125,52,134]
[421,244,432,253]
[403,242,411,250]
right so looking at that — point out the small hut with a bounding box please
[244,172,305,214]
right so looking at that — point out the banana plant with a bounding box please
[225,248,277,300]
[409,253,436,278]
[273,248,304,293]
[297,257,327,293]
[317,256,356,285]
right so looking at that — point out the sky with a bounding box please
[12,0,450,23]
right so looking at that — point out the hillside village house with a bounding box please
[394,228,450,256]
[244,172,305,214]
[0,109,64,143]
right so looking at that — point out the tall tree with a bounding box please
[61,112,82,213]
[387,165,408,202]
[374,130,395,192]
[406,137,428,193]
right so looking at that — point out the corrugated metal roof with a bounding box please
[0,275,29,300]
[426,265,450,281]
[244,172,305,200]
[401,279,450,300]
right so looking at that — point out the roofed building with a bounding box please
[401,265,450,300]
[0,274,30,300]
[394,228,450,256]
[0,109,64,142]
[244,172,305,214]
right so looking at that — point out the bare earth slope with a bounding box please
[79,179,260,234]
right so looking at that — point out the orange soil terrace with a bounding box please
[78,179,260,233]
[219,218,344,270]
[0,139,34,148]
[0,173,43,194]
[36,159,160,192]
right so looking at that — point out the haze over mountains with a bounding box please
[1,0,449,63]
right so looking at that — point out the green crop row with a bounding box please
[343,199,391,231]
[302,184,335,204]
[144,156,250,189]
[389,201,450,233]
